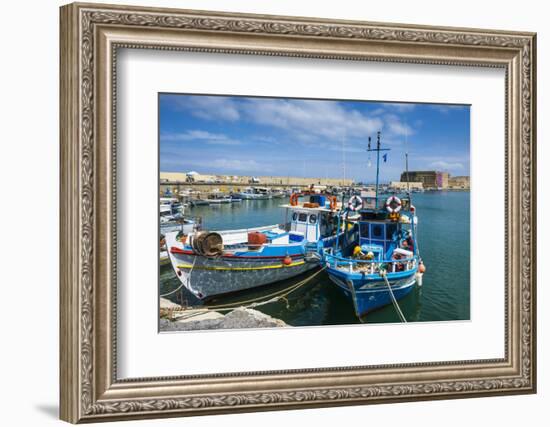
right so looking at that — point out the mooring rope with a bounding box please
[164,266,326,314]
[204,265,327,310]
[380,270,407,323]
[160,256,197,298]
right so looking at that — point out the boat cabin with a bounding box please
[283,194,339,242]
[255,187,271,196]
[351,194,416,260]
[357,221,401,260]
[288,209,324,242]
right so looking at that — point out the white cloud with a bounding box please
[388,103,416,112]
[384,114,414,136]
[367,103,415,115]
[254,135,277,144]
[162,157,271,175]
[324,142,366,153]
[241,98,383,141]
[429,160,465,171]
[370,107,386,115]
[173,96,241,122]
[166,96,418,149]
[430,105,451,114]
[429,104,468,114]
[209,159,265,172]
[161,130,241,145]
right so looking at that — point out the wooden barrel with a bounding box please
[201,232,224,257]
[191,231,223,257]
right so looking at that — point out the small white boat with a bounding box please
[160,197,197,234]
[160,197,184,214]
[160,198,184,222]
[255,187,272,199]
[271,188,286,198]
[207,195,232,204]
[190,199,209,206]
[160,216,197,234]
[238,187,271,200]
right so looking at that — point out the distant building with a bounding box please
[390,181,424,191]
[448,175,470,189]
[400,171,449,189]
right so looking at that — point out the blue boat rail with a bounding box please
[357,193,416,212]
[323,250,418,275]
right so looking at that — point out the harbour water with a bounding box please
[160,191,470,325]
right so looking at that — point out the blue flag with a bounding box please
[383,154,388,162]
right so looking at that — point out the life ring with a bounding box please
[347,195,362,211]
[385,195,402,213]
[329,196,337,210]
[290,193,299,206]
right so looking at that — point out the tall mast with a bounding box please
[367,131,390,209]
[405,125,410,196]
[406,152,410,194]
[342,130,346,186]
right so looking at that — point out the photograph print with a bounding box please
[158,94,470,332]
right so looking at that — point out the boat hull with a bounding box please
[238,193,270,200]
[328,270,417,317]
[208,198,232,204]
[168,250,317,299]
[165,232,317,299]
[238,193,261,200]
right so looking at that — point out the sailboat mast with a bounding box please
[342,132,346,186]
[367,131,390,210]
[406,152,410,194]
[375,131,381,208]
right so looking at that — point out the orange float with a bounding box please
[329,196,337,210]
[418,262,426,273]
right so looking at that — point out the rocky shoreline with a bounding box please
[160,299,288,331]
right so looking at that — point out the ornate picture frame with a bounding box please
[60,2,536,423]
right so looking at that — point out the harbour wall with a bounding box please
[160,172,354,194]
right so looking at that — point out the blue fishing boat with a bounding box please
[322,132,425,320]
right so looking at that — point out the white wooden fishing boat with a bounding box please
[165,194,342,300]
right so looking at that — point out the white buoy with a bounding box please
[415,272,423,287]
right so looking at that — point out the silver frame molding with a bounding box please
[60,2,536,423]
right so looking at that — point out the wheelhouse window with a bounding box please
[298,213,307,222]
[309,214,317,224]
[372,224,383,239]
[360,223,370,238]
[386,223,397,240]
[292,212,298,221]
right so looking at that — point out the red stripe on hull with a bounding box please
[169,246,303,260]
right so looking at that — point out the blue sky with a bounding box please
[159,94,470,182]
